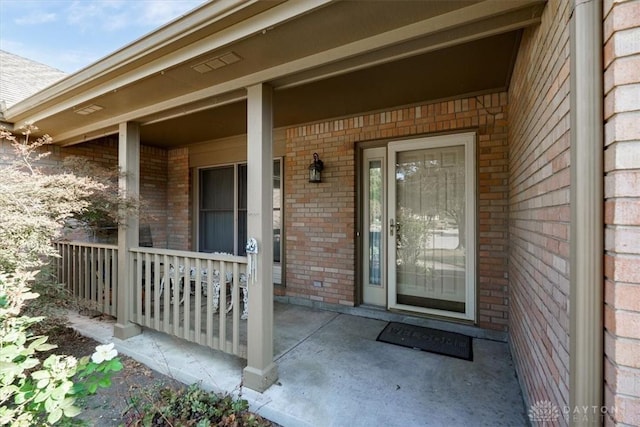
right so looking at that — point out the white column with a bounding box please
[114,122,142,339]
[243,83,278,392]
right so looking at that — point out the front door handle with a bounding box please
[390,218,395,236]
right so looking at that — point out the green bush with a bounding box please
[0,125,125,425]
[0,272,123,426]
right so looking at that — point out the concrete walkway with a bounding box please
[68,302,528,427]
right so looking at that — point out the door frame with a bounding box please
[387,132,476,321]
[358,133,477,322]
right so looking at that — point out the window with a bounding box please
[199,160,282,267]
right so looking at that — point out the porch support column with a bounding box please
[114,122,142,340]
[243,83,278,392]
[569,0,603,423]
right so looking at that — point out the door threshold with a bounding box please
[276,296,507,342]
[352,304,506,342]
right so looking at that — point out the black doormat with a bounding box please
[376,322,473,361]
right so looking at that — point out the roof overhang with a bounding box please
[3,0,546,147]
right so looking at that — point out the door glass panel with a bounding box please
[395,146,466,313]
[368,160,383,286]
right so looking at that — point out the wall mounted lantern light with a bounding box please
[308,152,324,183]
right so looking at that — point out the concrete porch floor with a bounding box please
[68,301,528,426]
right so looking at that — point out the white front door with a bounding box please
[361,134,476,320]
[382,133,476,321]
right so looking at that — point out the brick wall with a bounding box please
[285,92,510,330]
[507,0,571,418]
[139,145,168,248]
[167,147,190,250]
[603,0,640,425]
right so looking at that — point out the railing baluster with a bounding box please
[83,246,89,301]
[163,254,171,333]
[111,248,118,316]
[183,257,191,341]
[172,255,180,337]
[104,249,111,314]
[73,244,77,297]
[194,258,202,345]
[144,252,152,327]
[134,252,142,323]
[219,261,227,352]
[90,247,96,308]
[206,259,214,348]
[232,262,240,356]
[97,248,104,313]
[153,253,160,331]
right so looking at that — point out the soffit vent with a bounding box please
[74,104,104,115]
[192,52,242,74]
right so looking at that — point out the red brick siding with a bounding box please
[507,0,572,419]
[603,0,640,425]
[139,145,168,248]
[167,147,190,250]
[285,92,510,330]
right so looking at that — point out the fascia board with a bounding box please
[6,0,328,120]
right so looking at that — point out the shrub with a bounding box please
[0,125,125,425]
[0,125,104,272]
[0,272,123,426]
[123,383,272,426]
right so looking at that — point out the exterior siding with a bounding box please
[167,147,191,250]
[603,0,640,425]
[285,92,510,330]
[139,145,168,248]
[508,0,572,419]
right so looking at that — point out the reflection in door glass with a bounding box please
[395,146,466,312]
[369,160,382,286]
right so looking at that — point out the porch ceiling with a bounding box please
[4,0,545,147]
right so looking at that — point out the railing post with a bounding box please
[243,83,277,392]
[114,122,142,339]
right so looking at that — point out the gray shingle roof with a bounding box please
[0,50,67,112]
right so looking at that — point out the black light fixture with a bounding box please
[308,152,324,183]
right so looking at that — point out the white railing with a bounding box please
[129,248,248,357]
[55,241,118,317]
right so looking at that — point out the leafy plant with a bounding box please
[0,125,104,272]
[61,155,143,242]
[123,383,272,426]
[0,272,122,426]
[0,125,126,425]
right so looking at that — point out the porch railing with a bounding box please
[55,242,249,358]
[55,241,118,317]
[129,248,248,357]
